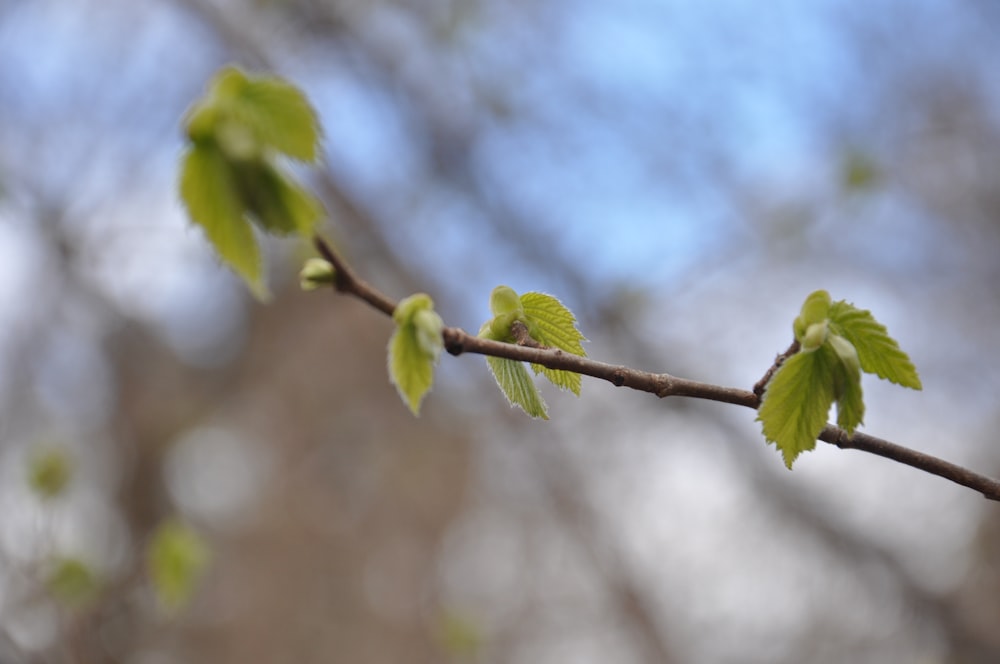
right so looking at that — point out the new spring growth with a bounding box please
[794,289,832,351]
[487,285,524,340]
[388,293,445,415]
[394,294,444,360]
[299,257,336,291]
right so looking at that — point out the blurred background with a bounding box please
[2,0,1000,662]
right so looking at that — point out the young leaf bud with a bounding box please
[212,66,249,101]
[794,290,832,343]
[801,320,829,352]
[489,311,520,341]
[829,333,861,381]
[299,258,336,290]
[184,104,218,143]
[393,293,434,326]
[413,308,445,360]
[489,285,523,317]
[216,120,260,162]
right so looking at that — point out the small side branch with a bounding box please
[313,236,1000,502]
[314,237,396,317]
[754,340,799,398]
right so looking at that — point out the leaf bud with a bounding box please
[828,333,861,381]
[393,293,434,326]
[801,320,829,352]
[184,104,218,143]
[413,308,445,360]
[299,258,336,290]
[489,285,522,317]
[794,290,831,343]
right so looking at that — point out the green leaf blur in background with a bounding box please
[388,293,444,415]
[433,610,483,658]
[179,66,324,299]
[479,286,586,418]
[27,445,73,501]
[47,557,100,608]
[147,519,211,614]
[759,290,921,468]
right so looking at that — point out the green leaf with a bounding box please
[519,291,587,395]
[388,294,443,415]
[180,67,326,299]
[485,355,549,419]
[826,337,864,432]
[835,367,865,432]
[758,349,836,468]
[147,519,210,613]
[829,301,922,389]
[185,66,321,162]
[179,144,266,299]
[234,161,322,236]
[232,72,322,162]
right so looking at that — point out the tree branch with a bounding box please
[313,236,1000,502]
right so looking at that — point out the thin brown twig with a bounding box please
[314,237,396,316]
[753,339,800,398]
[312,236,1000,502]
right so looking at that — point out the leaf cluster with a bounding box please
[178,66,324,298]
[758,290,921,468]
[478,286,587,419]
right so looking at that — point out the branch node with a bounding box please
[510,320,544,348]
[443,328,465,356]
[754,339,800,398]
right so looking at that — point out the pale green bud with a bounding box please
[801,320,829,352]
[829,333,861,381]
[393,293,434,325]
[795,290,832,344]
[299,258,336,290]
[489,285,522,317]
[413,308,444,360]
[216,119,260,162]
[184,103,218,143]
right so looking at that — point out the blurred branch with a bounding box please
[533,444,679,663]
[313,235,1000,502]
